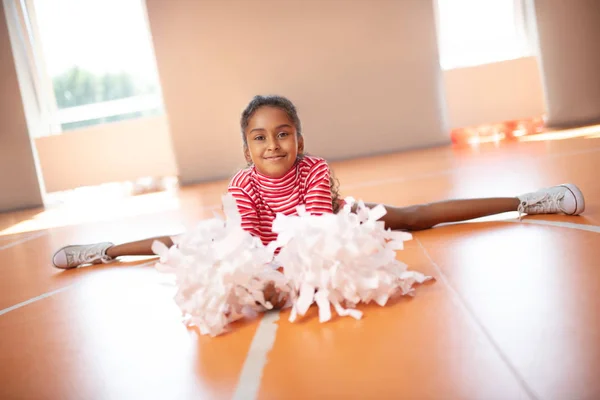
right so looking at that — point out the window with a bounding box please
[9,0,163,136]
[435,0,533,70]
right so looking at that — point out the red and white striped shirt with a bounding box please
[228,155,333,245]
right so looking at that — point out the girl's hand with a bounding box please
[262,281,289,309]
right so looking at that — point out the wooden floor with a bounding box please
[1,131,599,400]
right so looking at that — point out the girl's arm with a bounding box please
[227,186,262,237]
[304,161,334,215]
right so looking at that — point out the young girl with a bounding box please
[52,95,585,272]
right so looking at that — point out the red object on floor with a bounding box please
[451,116,546,146]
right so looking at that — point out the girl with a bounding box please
[52,95,585,271]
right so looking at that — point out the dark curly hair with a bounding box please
[240,95,341,213]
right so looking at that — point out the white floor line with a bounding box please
[232,310,281,400]
[0,285,76,317]
[0,260,158,317]
[0,230,42,241]
[0,231,48,252]
[415,238,540,400]
[506,218,600,233]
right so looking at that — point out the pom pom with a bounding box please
[155,194,431,336]
[152,194,288,337]
[269,198,432,323]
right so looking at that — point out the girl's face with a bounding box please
[244,106,304,178]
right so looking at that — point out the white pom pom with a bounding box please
[270,197,432,323]
[155,194,431,336]
[153,194,288,337]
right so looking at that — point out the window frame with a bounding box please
[5,0,164,137]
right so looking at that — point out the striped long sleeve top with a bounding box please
[227,155,333,245]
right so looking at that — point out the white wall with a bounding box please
[443,56,545,129]
[35,115,178,193]
[145,0,450,185]
[533,0,600,127]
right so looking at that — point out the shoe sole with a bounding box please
[560,183,585,215]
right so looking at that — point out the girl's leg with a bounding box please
[369,198,519,231]
[106,236,174,258]
[52,235,177,269]
[365,183,585,231]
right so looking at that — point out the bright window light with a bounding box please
[29,0,163,133]
[436,0,532,70]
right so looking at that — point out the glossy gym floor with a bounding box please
[1,127,599,400]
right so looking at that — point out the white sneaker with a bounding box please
[52,242,114,269]
[518,183,585,216]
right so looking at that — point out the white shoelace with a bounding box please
[69,243,112,266]
[518,191,565,218]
